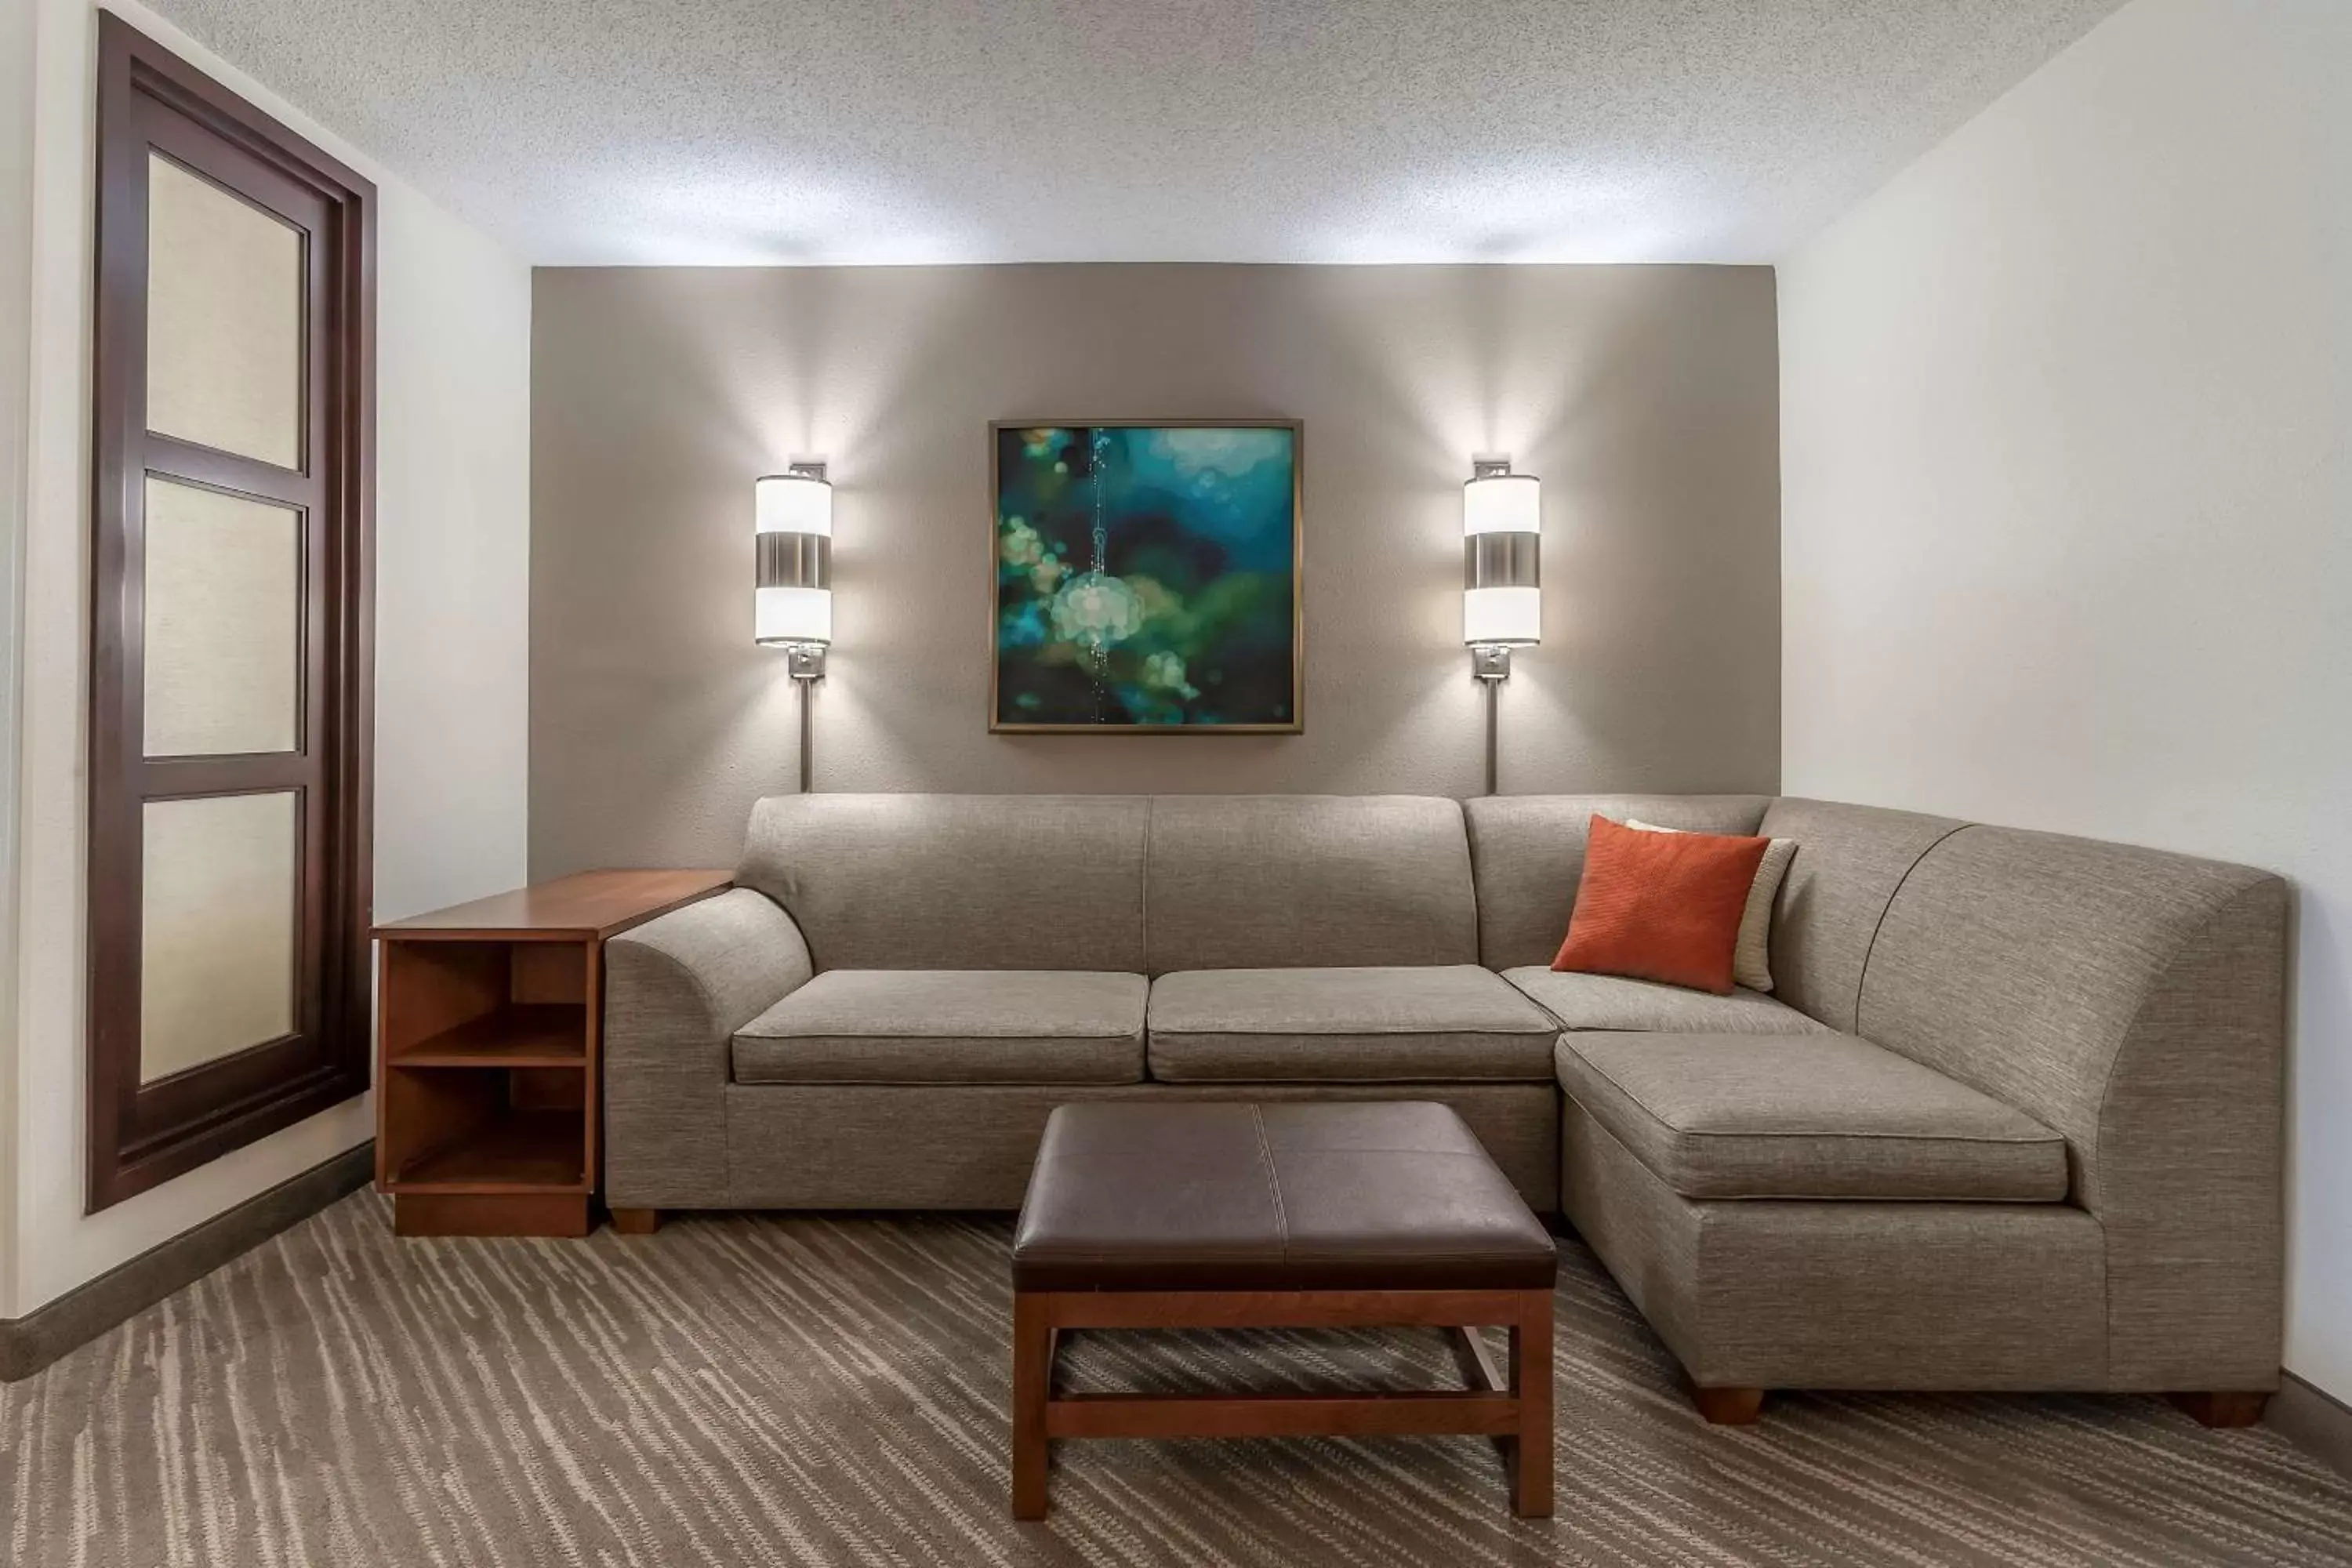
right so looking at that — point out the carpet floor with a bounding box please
[5,1193,2350,1567]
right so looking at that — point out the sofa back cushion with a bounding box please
[737,793,1149,971]
[1756,797,1963,1031]
[1145,795,1476,973]
[1857,826,2282,1168]
[1462,796,1770,971]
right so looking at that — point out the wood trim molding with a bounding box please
[0,1143,372,1383]
[2270,1373,2352,1482]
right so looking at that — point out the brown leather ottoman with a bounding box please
[1009,1101,1558,1520]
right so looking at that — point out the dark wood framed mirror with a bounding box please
[86,13,375,1210]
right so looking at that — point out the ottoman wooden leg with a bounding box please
[1011,1293,1052,1519]
[1510,1288,1554,1518]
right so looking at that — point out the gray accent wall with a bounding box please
[529,263,1781,874]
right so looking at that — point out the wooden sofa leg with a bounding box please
[608,1207,662,1235]
[2169,1392,2268,1428]
[1693,1387,1764,1425]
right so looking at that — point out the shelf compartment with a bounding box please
[391,1108,586,1194]
[379,1060,586,1195]
[389,1003,587,1068]
[379,938,588,1061]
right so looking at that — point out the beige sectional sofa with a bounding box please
[604,792,2287,1410]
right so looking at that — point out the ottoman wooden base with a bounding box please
[1011,1287,1555,1521]
[1011,1102,1559,1522]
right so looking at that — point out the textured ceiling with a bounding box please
[143,0,2126,266]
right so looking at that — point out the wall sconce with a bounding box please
[756,461,831,792]
[1462,457,1541,794]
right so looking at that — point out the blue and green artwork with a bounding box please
[992,423,1299,730]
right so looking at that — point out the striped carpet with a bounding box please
[5,1195,2350,1567]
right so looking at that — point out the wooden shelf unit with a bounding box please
[373,869,732,1237]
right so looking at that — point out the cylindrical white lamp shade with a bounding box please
[754,470,833,647]
[755,472,833,537]
[1462,466,1541,647]
[1462,472,1541,537]
[1463,585,1541,645]
[756,585,832,644]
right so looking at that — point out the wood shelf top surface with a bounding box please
[390,1109,586,1194]
[373,869,733,941]
[388,1004,588,1069]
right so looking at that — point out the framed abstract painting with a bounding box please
[990,420,1302,732]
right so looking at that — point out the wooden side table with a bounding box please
[373,869,732,1237]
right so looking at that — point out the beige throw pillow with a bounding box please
[1624,819,1795,993]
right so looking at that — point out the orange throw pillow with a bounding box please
[1552,815,1771,995]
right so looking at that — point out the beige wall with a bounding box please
[4,0,531,1318]
[1780,0,2351,1399]
[530,263,1780,874]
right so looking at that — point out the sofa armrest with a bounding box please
[1857,827,2290,1391]
[604,887,812,1207]
[2080,873,2288,1388]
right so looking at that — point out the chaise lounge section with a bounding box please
[603,790,2287,1416]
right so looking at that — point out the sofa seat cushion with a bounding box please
[1147,965,1560,1083]
[1503,967,1831,1035]
[734,970,1145,1085]
[1555,1031,2070,1202]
